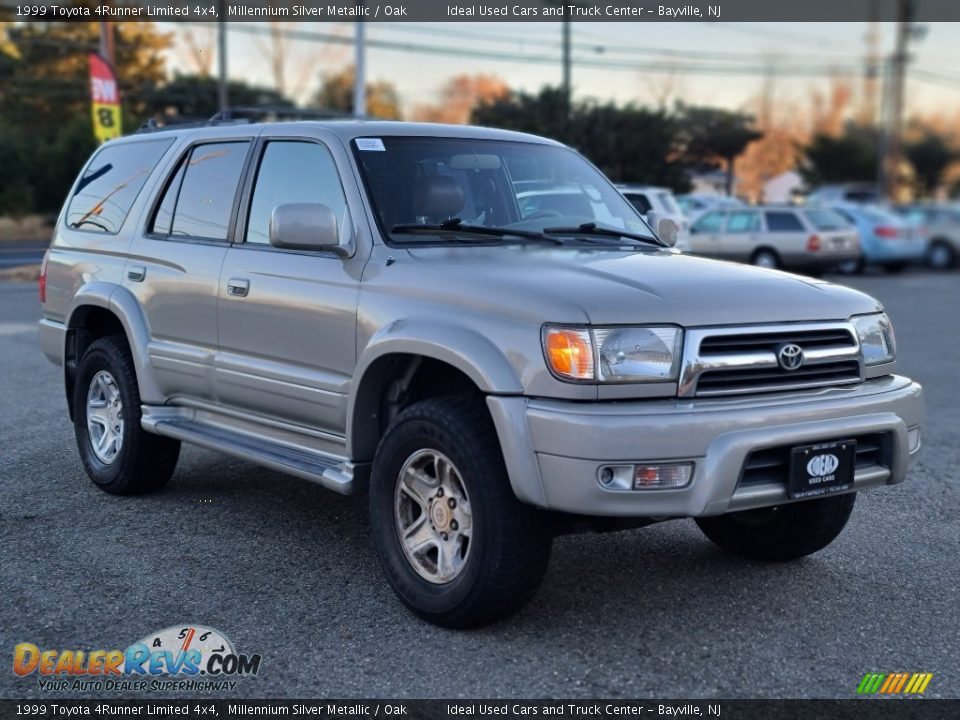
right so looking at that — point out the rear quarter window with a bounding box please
[764,211,805,232]
[65,139,173,234]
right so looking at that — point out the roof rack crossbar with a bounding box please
[208,106,358,124]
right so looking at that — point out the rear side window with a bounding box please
[726,210,760,233]
[151,141,249,241]
[245,141,347,245]
[66,139,173,234]
[764,211,804,232]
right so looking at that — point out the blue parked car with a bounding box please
[832,204,927,273]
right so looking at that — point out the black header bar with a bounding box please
[4,0,960,22]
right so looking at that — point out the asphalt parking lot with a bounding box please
[1,271,958,700]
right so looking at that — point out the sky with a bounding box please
[161,21,960,118]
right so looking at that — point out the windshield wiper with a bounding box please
[542,222,666,248]
[390,219,564,245]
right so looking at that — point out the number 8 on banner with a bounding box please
[89,53,122,143]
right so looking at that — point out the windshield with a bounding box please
[351,136,656,244]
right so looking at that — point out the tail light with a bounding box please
[39,250,49,304]
[875,225,899,239]
[806,234,821,252]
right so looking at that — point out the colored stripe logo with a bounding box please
[857,672,933,695]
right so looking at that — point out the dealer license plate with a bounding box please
[788,440,856,499]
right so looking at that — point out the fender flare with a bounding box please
[347,320,524,460]
[66,283,164,404]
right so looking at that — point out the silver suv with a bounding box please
[40,120,923,627]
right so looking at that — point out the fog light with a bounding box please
[634,463,694,489]
[597,462,694,490]
[908,426,922,453]
[598,465,634,490]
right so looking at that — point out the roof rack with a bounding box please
[208,106,357,124]
[135,116,212,134]
[135,106,359,134]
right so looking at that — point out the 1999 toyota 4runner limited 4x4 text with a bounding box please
[40,119,923,627]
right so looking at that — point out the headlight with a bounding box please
[543,325,683,382]
[852,313,896,366]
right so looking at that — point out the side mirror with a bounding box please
[269,203,347,255]
[657,217,679,248]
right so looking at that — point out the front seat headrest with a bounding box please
[414,175,465,219]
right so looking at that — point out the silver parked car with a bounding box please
[40,120,922,627]
[687,205,860,272]
[897,203,960,270]
[616,184,689,242]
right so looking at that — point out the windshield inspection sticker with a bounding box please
[356,138,386,151]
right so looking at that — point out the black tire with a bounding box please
[927,239,957,270]
[837,258,864,275]
[695,493,856,562]
[369,397,552,628]
[750,248,780,270]
[73,335,180,495]
[884,262,908,274]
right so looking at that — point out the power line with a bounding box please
[206,22,873,77]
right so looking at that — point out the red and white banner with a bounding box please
[89,53,122,143]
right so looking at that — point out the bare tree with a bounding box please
[178,26,215,77]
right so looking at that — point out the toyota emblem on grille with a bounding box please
[777,343,804,371]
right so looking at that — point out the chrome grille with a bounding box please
[679,323,863,398]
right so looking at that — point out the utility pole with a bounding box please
[217,2,229,113]
[562,16,571,118]
[354,19,366,118]
[885,0,911,200]
[98,21,114,64]
[862,0,880,125]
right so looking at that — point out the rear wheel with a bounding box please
[927,240,957,270]
[695,493,856,561]
[751,248,780,269]
[369,397,552,628]
[837,258,864,275]
[73,336,180,495]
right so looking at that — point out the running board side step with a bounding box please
[147,417,357,495]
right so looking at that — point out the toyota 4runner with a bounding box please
[40,120,923,627]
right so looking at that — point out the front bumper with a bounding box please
[487,375,923,517]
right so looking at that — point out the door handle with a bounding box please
[127,265,146,282]
[226,278,250,297]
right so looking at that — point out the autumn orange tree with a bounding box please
[414,74,509,125]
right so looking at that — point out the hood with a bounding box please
[395,245,882,327]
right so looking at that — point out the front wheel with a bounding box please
[73,336,180,495]
[369,397,552,628]
[695,493,856,561]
